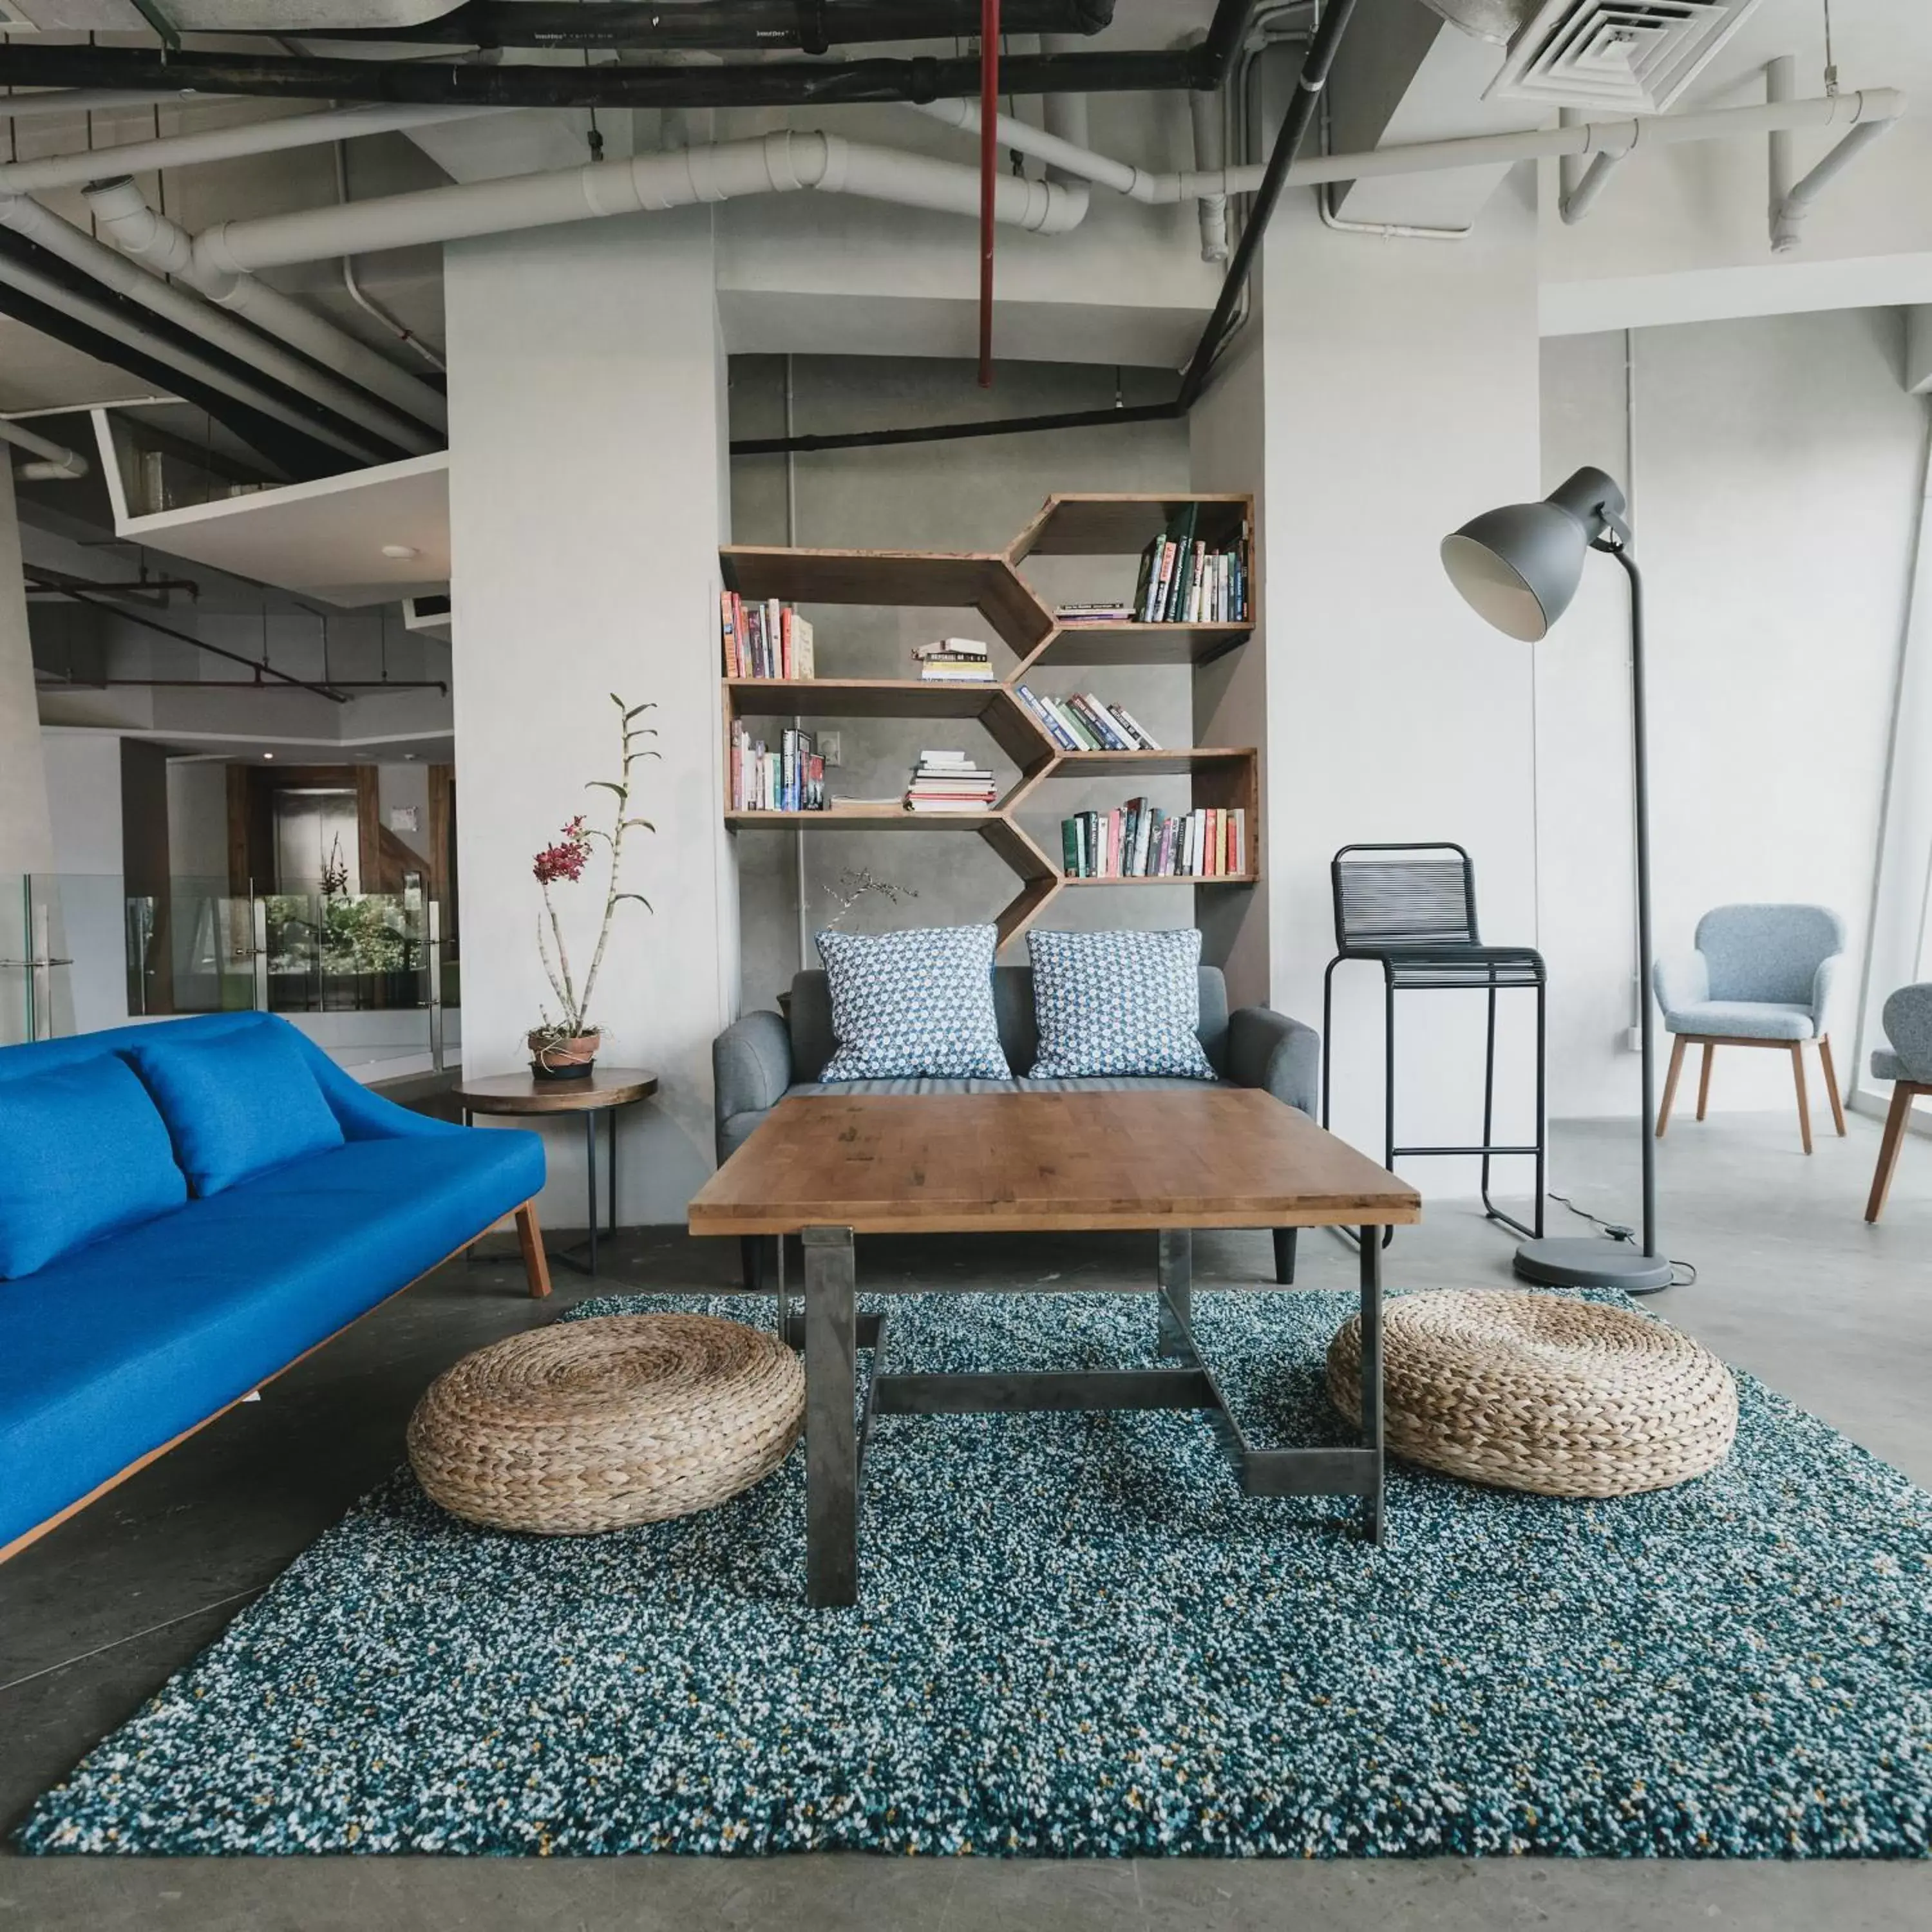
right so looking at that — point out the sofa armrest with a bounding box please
[1226,1005,1320,1119]
[289,1026,463,1141]
[1651,950,1709,1023]
[714,1011,791,1135]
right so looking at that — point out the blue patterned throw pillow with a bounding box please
[1027,928,1217,1080]
[815,925,1012,1081]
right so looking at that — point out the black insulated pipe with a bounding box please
[300,2,1116,53]
[0,40,1202,109]
[731,0,1356,459]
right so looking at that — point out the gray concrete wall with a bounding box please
[726,354,1195,1013]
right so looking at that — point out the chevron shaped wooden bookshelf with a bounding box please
[719,493,1259,947]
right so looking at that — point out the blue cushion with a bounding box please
[0,1126,545,1552]
[814,925,1012,1081]
[1662,999,1817,1043]
[0,1057,187,1280]
[1027,929,1217,1081]
[124,1023,345,1195]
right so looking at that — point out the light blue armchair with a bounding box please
[1651,904,1847,1153]
[1866,983,1932,1222]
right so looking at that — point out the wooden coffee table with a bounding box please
[688,1088,1420,1606]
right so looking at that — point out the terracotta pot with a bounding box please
[529,1028,600,1081]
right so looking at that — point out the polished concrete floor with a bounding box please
[3,1110,1929,1929]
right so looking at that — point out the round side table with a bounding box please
[455,1068,658,1277]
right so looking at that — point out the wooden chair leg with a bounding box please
[515,1202,553,1300]
[1817,1036,1848,1137]
[1790,1042,1813,1155]
[1866,1083,1918,1223]
[1656,1035,1687,1138]
[1696,1042,1715,1121]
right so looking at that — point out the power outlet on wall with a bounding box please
[1625,1026,1644,1053]
[820,732,842,767]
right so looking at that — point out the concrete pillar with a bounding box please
[0,463,54,882]
[1251,169,1543,1197]
[446,207,738,1228]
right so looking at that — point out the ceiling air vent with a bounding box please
[1482,0,1766,113]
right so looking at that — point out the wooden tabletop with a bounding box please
[687,1089,1421,1237]
[455,1068,659,1115]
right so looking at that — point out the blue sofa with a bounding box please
[0,1012,546,1562]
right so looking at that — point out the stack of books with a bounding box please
[914,637,995,683]
[1130,505,1247,625]
[905,749,996,814]
[730,722,826,812]
[1056,601,1135,625]
[721,592,815,679]
[1016,685,1159,752]
[1061,799,1246,879]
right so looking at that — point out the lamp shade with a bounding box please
[1440,465,1629,642]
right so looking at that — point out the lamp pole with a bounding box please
[1604,538,1662,1263]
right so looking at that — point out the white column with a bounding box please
[447,207,738,1228]
[1255,174,1543,1196]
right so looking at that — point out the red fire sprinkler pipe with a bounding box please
[978,0,999,386]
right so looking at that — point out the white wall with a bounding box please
[1252,172,1545,1199]
[1538,310,1925,1118]
[447,207,737,1230]
[167,761,230,884]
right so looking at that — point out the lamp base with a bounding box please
[1512,1236,1675,1294]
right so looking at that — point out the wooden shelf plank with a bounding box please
[1057,873,1258,886]
[726,677,1001,720]
[726,808,1000,831]
[1028,748,1254,778]
[1012,493,1252,560]
[1025,623,1251,668]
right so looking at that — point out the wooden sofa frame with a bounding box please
[0,1198,550,1566]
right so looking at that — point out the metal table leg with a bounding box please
[1157,1229,1191,1358]
[804,1224,858,1607]
[583,1111,598,1277]
[1359,1222,1385,1544]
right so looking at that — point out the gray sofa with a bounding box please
[712,965,1321,1285]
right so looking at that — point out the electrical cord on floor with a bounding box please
[1548,1191,1698,1288]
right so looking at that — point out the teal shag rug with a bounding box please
[15,1287,1932,1859]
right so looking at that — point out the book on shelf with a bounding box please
[914,636,996,684]
[730,721,826,812]
[1056,601,1135,624]
[720,591,815,679]
[905,747,997,813]
[1125,506,1249,625]
[1059,799,1246,880]
[1015,685,1161,753]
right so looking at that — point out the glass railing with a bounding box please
[2,873,460,1079]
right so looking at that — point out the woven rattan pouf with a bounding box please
[1327,1290,1737,1498]
[408,1314,804,1534]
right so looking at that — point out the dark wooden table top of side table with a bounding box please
[688,1088,1420,1605]
[457,1068,658,1275]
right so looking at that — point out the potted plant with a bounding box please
[529,695,657,1079]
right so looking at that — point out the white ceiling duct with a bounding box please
[1417,0,1540,43]
[1479,0,1768,113]
[0,1,460,25]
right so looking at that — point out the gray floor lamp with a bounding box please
[1439,465,1676,1294]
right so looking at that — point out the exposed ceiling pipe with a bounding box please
[83,176,448,435]
[0,192,430,459]
[0,87,231,121]
[0,417,88,481]
[1184,39,1230,265]
[334,140,446,375]
[192,130,1087,279]
[293,1,1117,50]
[0,235,393,469]
[0,102,500,198]
[978,0,1000,386]
[0,39,1211,109]
[26,573,352,705]
[1037,32,1092,184]
[920,80,1905,204]
[1768,53,1893,254]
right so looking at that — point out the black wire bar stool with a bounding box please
[1321,843,1546,1248]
